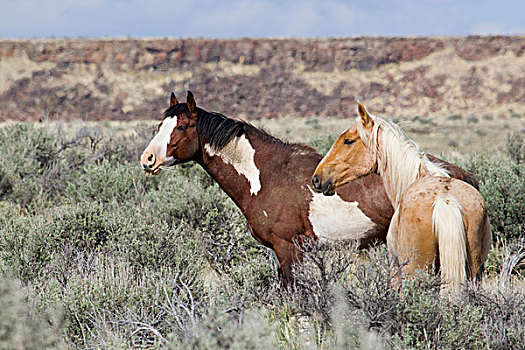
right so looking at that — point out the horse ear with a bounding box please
[357,101,372,126]
[186,90,196,114]
[170,92,178,106]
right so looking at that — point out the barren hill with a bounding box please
[1,37,524,122]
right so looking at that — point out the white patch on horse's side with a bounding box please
[308,187,375,241]
[204,135,261,195]
[144,116,178,162]
[263,210,268,217]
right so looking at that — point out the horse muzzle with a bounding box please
[311,175,335,196]
[140,150,167,175]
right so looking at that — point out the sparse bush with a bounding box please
[462,285,525,349]
[506,131,525,164]
[308,134,338,155]
[0,124,65,210]
[289,243,494,349]
[0,272,65,349]
[447,114,462,121]
[508,109,521,119]
[61,256,207,347]
[447,139,459,148]
[463,151,525,245]
[291,240,358,327]
[476,128,486,136]
[467,116,479,124]
[171,308,280,349]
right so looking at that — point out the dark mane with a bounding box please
[162,104,190,119]
[196,109,246,150]
[164,104,244,149]
[195,108,301,151]
[162,103,312,152]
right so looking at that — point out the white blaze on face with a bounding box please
[205,135,261,195]
[143,116,178,164]
[308,186,375,241]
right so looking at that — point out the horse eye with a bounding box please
[344,139,355,145]
[177,125,187,131]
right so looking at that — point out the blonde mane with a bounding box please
[357,115,449,206]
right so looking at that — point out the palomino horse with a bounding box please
[312,101,492,290]
[141,91,479,286]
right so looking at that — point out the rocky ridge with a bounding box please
[0,37,524,122]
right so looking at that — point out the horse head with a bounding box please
[141,91,200,174]
[312,101,378,195]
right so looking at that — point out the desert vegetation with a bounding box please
[0,121,524,349]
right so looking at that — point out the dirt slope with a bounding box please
[0,37,524,122]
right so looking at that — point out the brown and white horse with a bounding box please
[312,101,492,291]
[141,91,479,286]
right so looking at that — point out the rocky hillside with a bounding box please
[1,37,524,122]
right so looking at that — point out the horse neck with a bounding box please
[195,131,268,210]
[374,123,447,208]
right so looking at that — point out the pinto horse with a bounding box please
[312,101,492,291]
[141,91,479,286]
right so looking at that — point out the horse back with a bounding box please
[426,154,479,190]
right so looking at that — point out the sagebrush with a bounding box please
[0,123,524,349]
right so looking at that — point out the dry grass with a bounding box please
[3,111,523,158]
[250,114,525,157]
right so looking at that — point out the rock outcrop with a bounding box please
[1,37,524,121]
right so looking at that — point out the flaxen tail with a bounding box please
[433,196,467,290]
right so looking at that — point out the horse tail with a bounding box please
[432,196,468,289]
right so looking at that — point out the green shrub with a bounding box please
[467,116,479,124]
[308,133,338,155]
[0,124,65,210]
[0,273,65,349]
[447,114,463,121]
[463,152,525,244]
[140,173,235,229]
[447,139,459,148]
[508,109,521,119]
[64,162,146,205]
[60,255,207,347]
[170,309,279,349]
[506,131,525,164]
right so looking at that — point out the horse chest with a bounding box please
[307,187,376,241]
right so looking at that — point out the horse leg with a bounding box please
[478,213,492,281]
[273,239,302,288]
[393,204,437,284]
[386,209,423,289]
[466,204,492,282]
[246,224,285,284]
